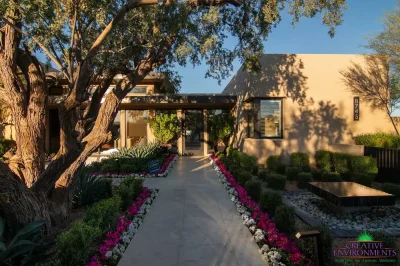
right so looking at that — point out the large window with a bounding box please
[126,110,148,147]
[260,100,282,138]
[128,86,147,94]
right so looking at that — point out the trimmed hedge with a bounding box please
[274,205,296,234]
[315,150,332,172]
[260,189,282,214]
[236,170,253,186]
[238,152,258,174]
[381,183,400,198]
[276,163,287,175]
[297,172,313,189]
[355,133,400,149]
[353,173,375,187]
[311,168,323,181]
[266,173,287,190]
[290,152,310,171]
[285,166,301,181]
[245,179,262,202]
[349,156,378,175]
[84,196,122,232]
[257,170,270,182]
[321,172,342,182]
[266,155,281,171]
[332,152,351,174]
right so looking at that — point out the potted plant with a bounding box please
[208,113,234,153]
[149,113,180,153]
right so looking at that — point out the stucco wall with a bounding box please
[223,54,394,164]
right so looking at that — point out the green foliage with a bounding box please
[85,162,102,173]
[236,170,253,186]
[321,172,342,182]
[315,150,332,172]
[100,159,120,173]
[216,153,225,162]
[208,113,234,143]
[274,206,295,234]
[113,178,144,209]
[266,173,287,190]
[311,168,323,181]
[266,155,281,172]
[290,152,310,171]
[119,163,140,173]
[238,152,258,174]
[381,183,400,198]
[369,231,397,249]
[332,152,351,174]
[57,221,102,266]
[149,113,180,144]
[285,166,301,181]
[257,170,269,182]
[111,141,164,159]
[260,189,282,214]
[84,196,122,232]
[296,172,313,189]
[297,225,332,265]
[73,167,112,207]
[245,179,262,202]
[0,139,15,157]
[353,173,375,187]
[226,147,236,158]
[355,133,400,149]
[0,218,50,266]
[349,156,378,175]
[276,163,286,175]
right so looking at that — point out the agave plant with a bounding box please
[109,141,164,159]
[0,217,51,265]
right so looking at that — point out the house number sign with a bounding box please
[354,96,360,121]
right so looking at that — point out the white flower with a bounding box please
[249,225,256,233]
[105,251,113,258]
[252,229,265,243]
[112,254,119,260]
[259,244,270,254]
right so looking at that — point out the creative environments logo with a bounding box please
[333,227,397,264]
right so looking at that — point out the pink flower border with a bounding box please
[210,154,309,265]
[91,154,177,178]
[86,187,157,266]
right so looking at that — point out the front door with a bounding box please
[183,110,204,156]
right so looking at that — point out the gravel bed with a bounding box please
[285,192,400,230]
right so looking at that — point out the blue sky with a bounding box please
[177,0,397,95]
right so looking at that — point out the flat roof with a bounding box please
[119,94,237,109]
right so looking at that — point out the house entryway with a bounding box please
[182,110,206,156]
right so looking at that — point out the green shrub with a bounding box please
[57,221,102,266]
[257,170,269,182]
[276,163,286,175]
[236,170,253,186]
[274,205,296,234]
[349,155,378,175]
[0,139,15,157]
[215,151,222,157]
[321,172,342,182]
[290,152,310,171]
[311,168,323,181]
[217,153,226,162]
[260,189,282,214]
[111,141,164,159]
[85,161,102,173]
[332,152,351,174]
[73,168,113,207]
[369,231,397,249]
[149,113,180,144]
[353,173,375,187]
[100,159,120,172]
[84,196,122,232]
[266,155,281,171]
[315,150,332,172]
[113,178,144,209]
[297,226,332,264]
[238,152,258,174]
[297,172,313,189]
[232,150,241,163]
[355,132,400,149]
[266,173,287,190]
[286,166,301,181]
[381,183,400,198]
[119,163,140,173]
[245,179,262,202]
[229,165,242,177]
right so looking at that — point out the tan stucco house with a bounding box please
[0,54,395,161]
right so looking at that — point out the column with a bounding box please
[203,109,208,156]
[120,110,126,148]
[177,109,183,155]
[45,109,50,153]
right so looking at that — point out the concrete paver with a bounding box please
[118,157,265,266]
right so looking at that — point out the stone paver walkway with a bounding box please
[118,157,265,266]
